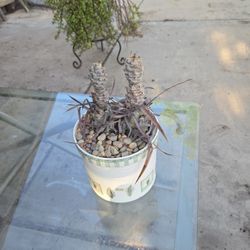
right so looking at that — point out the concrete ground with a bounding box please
[0,1,250,249]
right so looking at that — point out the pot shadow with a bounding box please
[95,187,159,248]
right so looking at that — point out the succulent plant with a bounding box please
[69,54,191,181]
[46,0,140,54]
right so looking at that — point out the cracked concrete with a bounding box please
[0,1,250,249]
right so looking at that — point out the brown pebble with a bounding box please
[106,140,112,145]
[85,148,91,153]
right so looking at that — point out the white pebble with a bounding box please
[110,146,119,155]
[120,146,127,153]
[105,150,112,158]
[121,151,129,157]
[108,134,118,141]
[98,133,106,141]
[123,138,132,145]
[106,140,112,145]
[92,150,99,156]
[139,142,146,149]
[76,133,82,140]
[87,134,93,140]
[113,141,123,148]
[129,142,137,149]
[99,151,105,157]
[97,145,104,152]
[133,148,139,153]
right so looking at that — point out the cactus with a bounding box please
[88,62,109,121]
[124,54,145,107]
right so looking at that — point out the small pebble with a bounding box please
[121,151,131,157]
[99,151,105,157]
[113,141,123,148]
[89,130,94,135]
[120,146,127,153]
[78,139,84,144]
[105,150,112,158]
[84,146,92,152]
[106,140,112,145]
[123,138,132,145]
[129,142,137,149]
[87,134,93,140]
[97,145,104,152]
[86,139,92,144]
[76,133,82,140]
[97,140,103,145]
[133,147,139,153]
[92,150,99,156]
[110,146,119,155]
[98,133,106,141]
[108,134,118,141]
[98,145,104,152]
[139,142,146,149]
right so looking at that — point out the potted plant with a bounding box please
[46,0,140,55]
[71,54,168,203]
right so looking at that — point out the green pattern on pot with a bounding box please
[82,150,147,168]
[141,170,155,192]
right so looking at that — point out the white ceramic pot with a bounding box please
[73,122,158,203]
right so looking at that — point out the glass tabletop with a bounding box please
[0,88,199,250]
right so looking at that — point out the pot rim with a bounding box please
[73,120,159,161]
